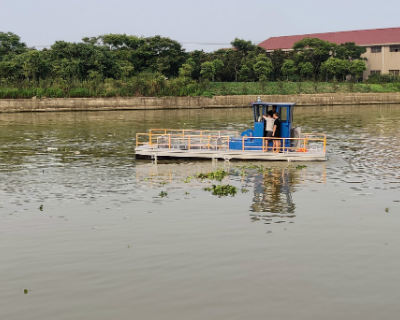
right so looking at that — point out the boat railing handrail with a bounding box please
[149,129,240,137]
[136,133,327,154]
[136,132,231,151]
[239,136,326,154]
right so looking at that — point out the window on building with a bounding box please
[370,70,381,75]
[389,70,400,75]
[371,46,382,53]
[390,46,400,52]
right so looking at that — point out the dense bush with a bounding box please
[367,74,400,84]
[1,79,397,99]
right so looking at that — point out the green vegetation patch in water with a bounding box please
[195,168,229,182]
[159,191,168,198]
[204,184,238,197]
[236,164,273,173]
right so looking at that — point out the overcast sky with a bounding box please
[1,0,399,52]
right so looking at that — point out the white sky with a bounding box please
[1,0,399,52]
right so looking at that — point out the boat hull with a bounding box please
[135,145,327,162]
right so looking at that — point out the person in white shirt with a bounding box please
[262,111,275,151]
[263,111,275,137]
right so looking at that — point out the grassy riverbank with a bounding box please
[1,81,400,99]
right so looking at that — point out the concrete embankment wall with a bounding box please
[1,93,400,112]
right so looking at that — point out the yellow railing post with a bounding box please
[242,137,245,151]
[168,135,171,149]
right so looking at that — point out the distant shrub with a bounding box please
[201,91,214,98]
[367,74,400,84]
[69,88,92,97]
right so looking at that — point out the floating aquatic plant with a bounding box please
[203,184,237,197]
[159,191,168,198]
[236,164,272,173]
[296,165,307,169]
[195,169,229,182]
[183,176,193,183]
[39,205,43,211]
[241,188,249,193]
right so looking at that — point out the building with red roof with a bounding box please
[259,27,400,77]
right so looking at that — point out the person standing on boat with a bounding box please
[272,112,281,152]
[263,111,275,137]
[263,111,275,150]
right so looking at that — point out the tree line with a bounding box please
[0,32,370,83]
[5,32,400,98]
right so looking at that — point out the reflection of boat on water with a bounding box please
[250,167,298,214]
[135,100,327,161]
[135,162,326,217]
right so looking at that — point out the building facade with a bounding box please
[258,27,400,78]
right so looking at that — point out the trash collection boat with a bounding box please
[135,100,327,161]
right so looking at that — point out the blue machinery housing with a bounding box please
[228,102,296,150]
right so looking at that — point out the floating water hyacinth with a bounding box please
[203,184,237,197]
[195,169,228,182]
[159,191,168,198]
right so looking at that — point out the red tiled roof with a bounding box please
[258,27,400,50]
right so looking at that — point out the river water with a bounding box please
[1,105,400,320]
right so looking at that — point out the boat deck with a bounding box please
[135,145,327,161]
[135,129,327,162]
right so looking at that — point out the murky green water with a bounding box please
[1,106,400,320]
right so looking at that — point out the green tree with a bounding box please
[88,70,103,83]
[336,42,367,61]
[349,60,367,82]
[119,61,134,82]
[230,38,257,57]
[178,62,194,81]
[299,62,313,80]
[270,49,292,81]
[200,61,215,81]
[281,59,297,80]
[253,54,273,82]
[19,50,51,82]
[0,58,20,80]
[239,65,252,81]
[293,37,337,79]
[0,32,27,59]
[222,48,243,82]
[52,58,79,84]
[187,50,208,80]
[321,57,345,81]
[212,59,224,82]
